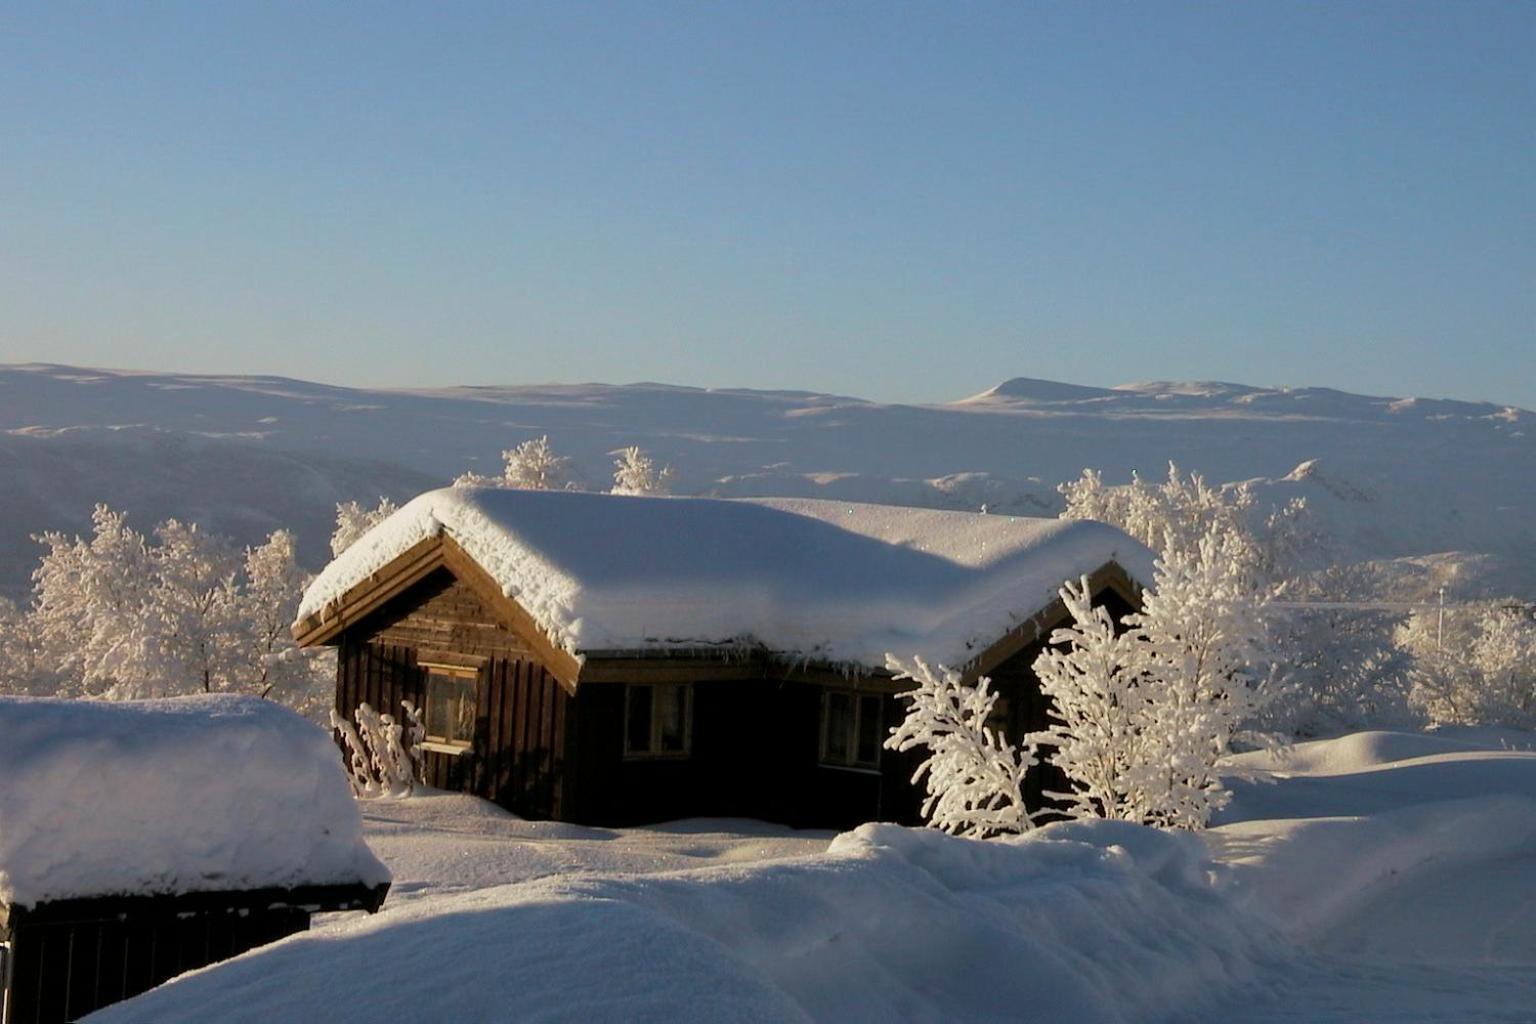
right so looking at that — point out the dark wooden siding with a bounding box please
[335,635,570,819]
[366,567,530,660]
[562,680,922,830]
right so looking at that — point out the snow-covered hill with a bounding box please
[1,363,1531,598]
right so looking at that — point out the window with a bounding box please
[624,684,692,758]
[985,695,1012,741]
[820,690,883,770]
[424,667,478,752]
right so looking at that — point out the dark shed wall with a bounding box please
[4,907,308,1024]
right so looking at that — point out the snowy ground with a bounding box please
[358,793,834,908]
[90,728,1536,1023]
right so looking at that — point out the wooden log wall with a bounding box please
[335,638,569,819]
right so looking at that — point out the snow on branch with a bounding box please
[884,654,1035,837]
[331,701,420,799]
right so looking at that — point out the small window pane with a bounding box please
[427,672,476,746]
[856,695,882,766]
[824,692,853,763]
[626,685,653,754]
[657,685,688,753]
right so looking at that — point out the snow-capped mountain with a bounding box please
[0,364,1531,598]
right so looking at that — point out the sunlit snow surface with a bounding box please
[87,728,1536,1022]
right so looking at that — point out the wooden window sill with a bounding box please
[419,740,473,756]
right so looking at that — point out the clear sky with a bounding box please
[2,2,1532,407]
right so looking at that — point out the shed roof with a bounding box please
[0,695,389,910]
[297,488,1154,673]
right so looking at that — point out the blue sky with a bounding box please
[2,2,1532,406]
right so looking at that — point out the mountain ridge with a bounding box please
[0,363,1530,600]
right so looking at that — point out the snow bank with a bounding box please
[1210,729,1536,941]
[0,695,389,908]
[298,488,1154,671]
[90,821,1280,1024]
[1225,726,1536,776]
[1213,795,1536,941]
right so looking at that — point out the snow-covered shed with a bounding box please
[294,488,1153,828]
[0,696,389,1024]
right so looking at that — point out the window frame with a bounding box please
[819,688,884,773]
[420,663,480,756]
[622,683,694,760]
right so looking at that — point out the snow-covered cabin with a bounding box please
[293,488,1154,828]
[0,696,389,1024]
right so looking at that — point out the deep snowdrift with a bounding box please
[88,821,1283,1024]
[87,728,1536,1023]
[299,487,1154,669]
[0,695,388,908]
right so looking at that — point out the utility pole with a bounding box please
[1436,587,1445,652]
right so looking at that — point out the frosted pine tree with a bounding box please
[1030,576,1152,821]
[330,497,398,556]
[884,654,1035,836]
[611,446,674,495]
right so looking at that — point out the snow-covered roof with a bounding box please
[0,695,389,909]
[299,488,1154,671]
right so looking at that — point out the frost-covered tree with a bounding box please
[1059,462,1313,595]
[331,701,420,798]
[884,654,1035,836]
[1125,529,1275,828]
[31,505,160,697]
[0,597,55,696]
[330,497,398,556]
[611,446,674,496]
[502,435,573,490]
[237,530,331,716]
[22,505,330,716]
[151,519,244,696]
[1029,524,1277,831]
[1029,576,1152,822]
[1398,603,1536,727]
[454,435,576,491]
[1473,608,1536,723]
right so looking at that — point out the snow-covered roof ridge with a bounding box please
[299,488,1155,671]
[0,695,390,909]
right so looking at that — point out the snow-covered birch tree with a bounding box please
[1125,528,1275,828]
[1029,576,1151,822]
[237,529,331,716]
[19,505,331,717]
[330,497,398,556]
